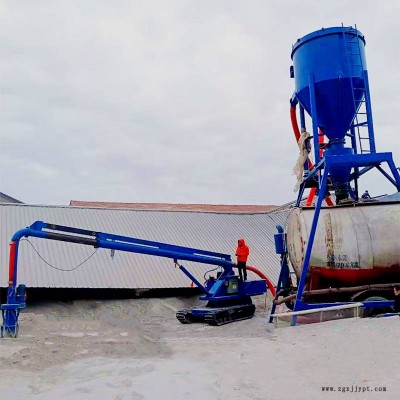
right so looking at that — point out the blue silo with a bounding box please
[277,25,400,326]
[291,27,367,143]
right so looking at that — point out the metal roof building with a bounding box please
[0,203,290,289]
[69,200,277,213]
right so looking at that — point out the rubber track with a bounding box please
[176,303,256,326]
[205,304,256,326]
[176,309,193,324]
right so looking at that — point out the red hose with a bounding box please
[325,197,334,206]
[292,103,316,207]
[291,106,313,170]
[292,108,333,207]
[290,106,301,142]
[305,187,316,206]
[246,265,276,297]
[8,241,16,285]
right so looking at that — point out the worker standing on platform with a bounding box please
[236,238,250,281]
[361,190,371,200]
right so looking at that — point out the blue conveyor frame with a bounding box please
[1,221,266,337]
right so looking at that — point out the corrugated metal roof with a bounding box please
[0,204,290,289]
[69,200,277,213]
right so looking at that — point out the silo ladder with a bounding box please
[343,26,375,155]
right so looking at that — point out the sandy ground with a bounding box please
[0,296,399,400]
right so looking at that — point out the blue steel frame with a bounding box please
[285,76,400,325]
[268,226,291,323]
[281,27,400,325]
[1,221,266,336]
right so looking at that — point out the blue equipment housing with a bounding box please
[271,26,400,325]
[290,26,400,202]
[292,27,368,143]
[1,221,266,337]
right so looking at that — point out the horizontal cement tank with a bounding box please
[286,202,400,290]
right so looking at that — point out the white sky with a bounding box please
[1,0,399,205]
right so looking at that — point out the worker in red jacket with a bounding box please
[235,238,250,281]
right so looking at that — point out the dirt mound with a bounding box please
[1,296,272,371]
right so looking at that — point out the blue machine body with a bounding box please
[1,221,266,337]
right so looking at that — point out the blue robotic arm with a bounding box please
[2,221,267,337]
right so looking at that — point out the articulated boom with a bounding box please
[1,221,267,337]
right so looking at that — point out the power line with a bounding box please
[21,238,98,272]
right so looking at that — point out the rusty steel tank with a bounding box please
[286,200,400,290]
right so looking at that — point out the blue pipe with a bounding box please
[97,232,231,260]
[2,221,238,337]
[269,225,291,323]
[178,264,209,295]
[12,222,234,270]
[96,239,234,269]
[11,228,34,242]
[309,74,321,166]
[299,105,306,131]
[292,167,329,326]
[363,70,376,153]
